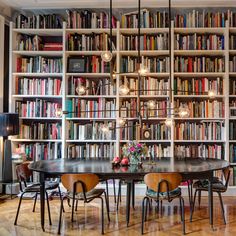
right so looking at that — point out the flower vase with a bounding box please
[129,155,140,165]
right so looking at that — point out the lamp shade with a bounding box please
[0,113,19,136]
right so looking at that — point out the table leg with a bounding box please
[126,182,132,227]
[208,171,214,229]
[40,172,45,231]
[132,180,135,209]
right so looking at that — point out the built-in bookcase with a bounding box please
[9,8,236,185]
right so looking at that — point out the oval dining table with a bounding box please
[29,157,229,232]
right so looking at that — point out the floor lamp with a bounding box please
[0,113,19,183]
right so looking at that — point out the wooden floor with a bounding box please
[1,195,236,236]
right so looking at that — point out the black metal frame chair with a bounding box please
[14,162,63,226]
[58,173,110,235]
[141,173,185,235]
[191,167,230,224]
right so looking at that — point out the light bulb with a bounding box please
[165,118,173,127]
[55,108,62,117]
[101,124,110,133]
[101,51,113,62]
[178,104,190,118]
[118,118,126,126]
[147,100,156,109]
[208,89,216,98]
[76,85,86,95]
[138,64,149,76]
[119,85,130,95]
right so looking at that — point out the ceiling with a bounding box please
[1,0,236,10]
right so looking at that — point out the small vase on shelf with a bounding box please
[129,155,141,165]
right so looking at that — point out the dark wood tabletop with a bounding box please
[29,158,229,177]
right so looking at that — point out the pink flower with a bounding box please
[129,147,135,152]
[137,143,142,148]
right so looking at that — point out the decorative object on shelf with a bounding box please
[0,113,19,182]
[122,141,147,165]
[112,156,121,165]
[67,57,85,73]
[120,157,129,166]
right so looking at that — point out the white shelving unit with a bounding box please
[8,10,236,187]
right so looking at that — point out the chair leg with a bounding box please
[14,193,24,225]
[58,197,64,234]
[75,200,78,211]
[105,180,110,212]
[104,191,110,222]
[198,190,201,207]
[180,197,186,235]
[179,197,183,222]
[71,197,75,222]
[113,179,116,203]
[58,186,65,213]
[116,180,121,211]
[190,189,198,222]
[46,192,52,225]
[141,197,148,235]
[218,192,226,224]
[100,197,104,235]
[32,193,38,212]
[145,197,149,222]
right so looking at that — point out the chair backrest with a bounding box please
[16,162,32,182]
[61,173,99,193]
[144,173,182,193]
[222,166,231,188]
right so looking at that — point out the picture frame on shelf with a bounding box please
[67,57,86,73]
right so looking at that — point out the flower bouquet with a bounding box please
[122,142,148,165]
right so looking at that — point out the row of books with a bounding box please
[174,10,232,28]
[229,56,236,72]
[16,34,63,51]
[67,143,115,159]
[68,77,116,96]
[175,100,224,118]
[147,144,171,159]
[67,56,110,73]
[140,77,169,95]
[15,100,62,118]
[174,34,224,50]
[120,34,168,51]
[229,79,236,95]
[15,14,63,29]
[230,144,236,163]
[174,77,223,95]
[16,57,63,73]
[66,10,117,29]
[142,123,171,140]
[120,10,169,28]
[140,100,168,118]
[121,56,169,73]
[19,123,62,140]
[230,105,236,117]
[174,144,223,159]
[120,99,137,118]
[120,121,139,140]
[15,77,62,96]
[229,121,236,140]
[17,143,62,161]
[230,35,236,50]
[174,56,225,73]
[66,98,116,118]
[68,121,116,140]
[67,33,116,51]
[175,122,224,140]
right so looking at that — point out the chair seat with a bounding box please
[68,188,104,200]
[193,178,227,192]
[24,181,59,192]
[146,187,181,200]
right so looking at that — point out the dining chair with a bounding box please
[190,166,230,224]
[58,173,110,234]
[14,162,63,226]
[141,173,185,234]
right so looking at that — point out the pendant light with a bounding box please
[101,0,113,63]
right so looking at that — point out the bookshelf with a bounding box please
[8,8,236,186]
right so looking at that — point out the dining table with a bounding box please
[28,157,229,231]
